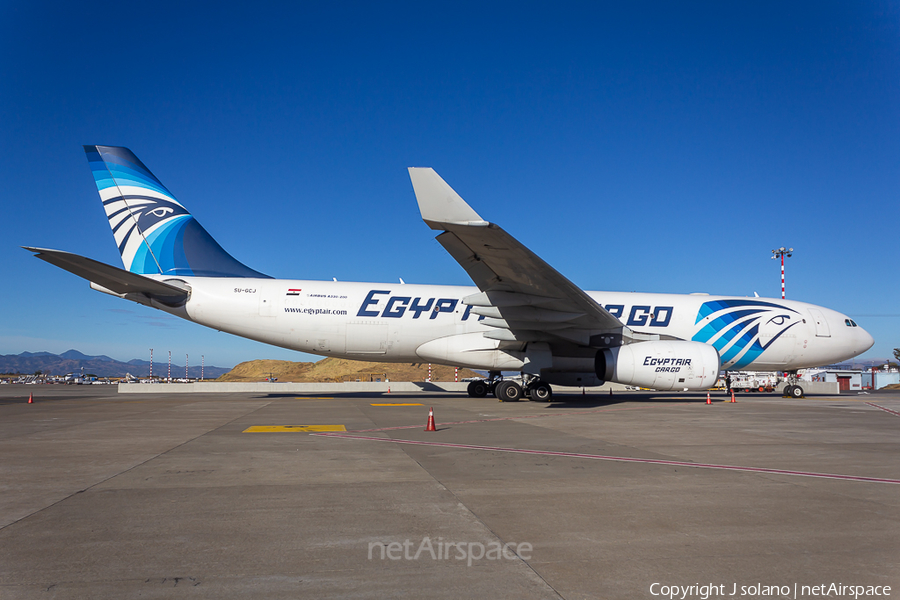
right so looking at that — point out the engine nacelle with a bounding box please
[595,340,720,390]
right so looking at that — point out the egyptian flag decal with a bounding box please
[286,288,302,296]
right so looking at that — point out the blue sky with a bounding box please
[2,1,898,368]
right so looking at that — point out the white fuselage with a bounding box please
[154,277,873,372]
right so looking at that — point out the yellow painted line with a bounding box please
[370,403,423,406]
[243,425,346,433]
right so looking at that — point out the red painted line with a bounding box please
[311,433,900,485]
[353,403,693,433]
[866,402,900,418]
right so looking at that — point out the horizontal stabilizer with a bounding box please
[23,247,189,303]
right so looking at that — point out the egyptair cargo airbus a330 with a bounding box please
[26,146,873,400]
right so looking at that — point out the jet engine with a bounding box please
[595,341,720,390]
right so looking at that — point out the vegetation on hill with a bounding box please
[218,357,481,382]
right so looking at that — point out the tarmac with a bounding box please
[0,385,898,599]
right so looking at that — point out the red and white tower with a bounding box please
[771,247,793,299]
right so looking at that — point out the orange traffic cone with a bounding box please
[706,392,712,405]
[425,407,436,432]
[28,393,33,404]
[730,390,736,403]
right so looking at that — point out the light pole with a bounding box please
[771,247,793,299]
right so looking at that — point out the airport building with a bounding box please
[862,369,900,390]
[804,368,862,392]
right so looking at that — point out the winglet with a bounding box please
[408,168,489,230]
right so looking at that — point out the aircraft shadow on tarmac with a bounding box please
[255,392,712,408]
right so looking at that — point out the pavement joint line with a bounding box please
[349,403,694,432]
[866,402,900,418]
[0,399,276,533]
[311,432,900,485]
[376,425,566,599]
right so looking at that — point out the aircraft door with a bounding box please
[346,322,389,355]
[808,308,831,338]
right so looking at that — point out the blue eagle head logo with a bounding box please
[692,300,801,369]
[105,195,190,256]
[128,197,190,232]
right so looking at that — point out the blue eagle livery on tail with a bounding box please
[85,145,268,278]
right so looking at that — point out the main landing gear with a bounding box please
[465,373,554,402]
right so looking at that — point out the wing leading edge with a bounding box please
[408,168,630,347]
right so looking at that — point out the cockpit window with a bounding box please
[845,319,858,327]
[851,320,857,327]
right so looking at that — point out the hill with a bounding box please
[218,357,481,382]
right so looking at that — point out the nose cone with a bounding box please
[821,310,875,364]
[858,325,875,353]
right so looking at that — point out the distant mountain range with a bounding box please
[1,350,892,380]
[832,358,896,370]
[0,350,231,379]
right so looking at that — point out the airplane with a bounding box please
[25,146,874,401]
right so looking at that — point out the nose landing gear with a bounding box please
[781,371,805,398]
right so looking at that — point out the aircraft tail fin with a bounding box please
[84,145,268,278]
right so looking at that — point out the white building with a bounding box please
[802,369,862,392]
[862,369,899,390]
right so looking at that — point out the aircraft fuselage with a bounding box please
[151,276,872,373]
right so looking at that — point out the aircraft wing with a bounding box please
[408,168,629,346]
[24,247,189,304]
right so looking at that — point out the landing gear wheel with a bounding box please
[495,381,523,402]
[783,385,794,397]
[467,381,488,398]
[528,382,553,402]
[790,385,804,398]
